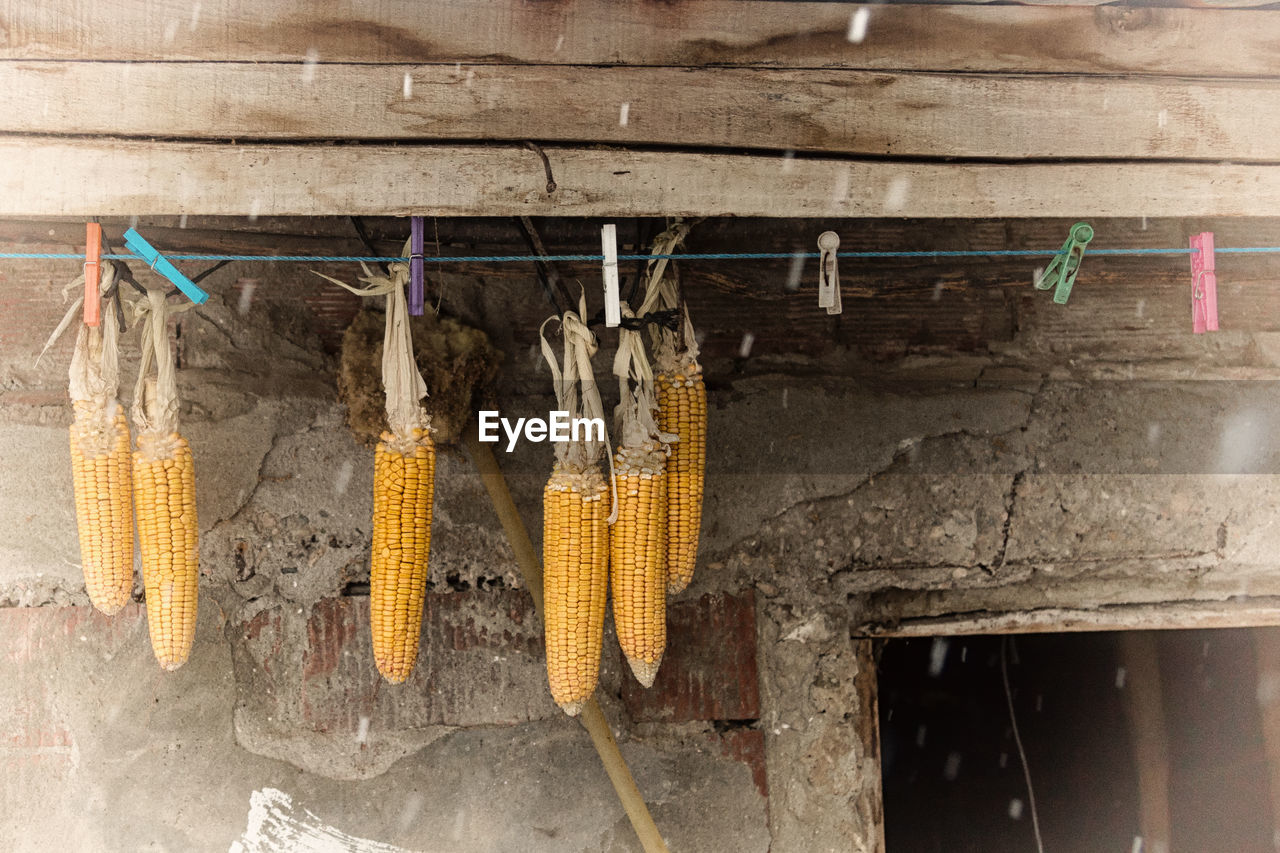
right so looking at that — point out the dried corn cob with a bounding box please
[336,251,440,685]
[610,440,669,687]
[656,362,706,594]
[538,295,612,712]
[130,288,200,670]
[64,282,134,615]
[636,219,707,596]
[133,431,198,670]
[611,298,673,688]
[543,466,610,714]
[370,428,435,683]
[70,400,134,614]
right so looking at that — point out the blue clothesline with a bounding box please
[0,244,1259,261]
[0,246,1264,263]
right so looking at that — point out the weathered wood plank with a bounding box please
[1252,628,1280,848]
[3,2,1278,69]
[9,215,1280,260]
[0,218,363,256]
[1,215,1273,368]
[859,599,1280,636]
[4,137,1280,218]
[852,638,887,853]
[9,62,1280,161]
[1117,633,1173,853]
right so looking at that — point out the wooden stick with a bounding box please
[1251,628,1280,848]
[1116,632,1172,853]
[464,431,670,853]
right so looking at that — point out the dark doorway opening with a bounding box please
[878,629,1280,853]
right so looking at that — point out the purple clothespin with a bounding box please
[409,216,425,316]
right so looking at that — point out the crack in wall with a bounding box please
[208,427,292,536]
[987,375,1045,573]
[751,407,1036,534]
[985,470,1023,575]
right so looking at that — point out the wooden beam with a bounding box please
[8,214,1280,259]
[4,137,1280,218]
[860,600,1280,637]
[1117,633,1173,853]
[0,217,367,256]
[3,2,1278,68]
[9,62,1280,161]
[852,638,887,853]
[1252,628,1280,847]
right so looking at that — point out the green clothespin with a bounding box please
[1034,222,1093,305]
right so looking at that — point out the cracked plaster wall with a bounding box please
[2,252,1277,851]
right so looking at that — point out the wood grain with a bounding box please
[2,2,1277,68]
[1117,633,1172,853]
[853,638,887,853]
[2,215,1273,368]
[860,599,1280,636]
[1252,628,1280,850]
[8,215,1280,259]
[8,62,1280,161]
[5,137,1280,218]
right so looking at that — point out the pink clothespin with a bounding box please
[1190,231,1218,334]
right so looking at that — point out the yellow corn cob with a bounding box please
[656,364,707,595]
[133,432,198,670]
[610,442,668,687]
[543,467,610,715]
[70,401,134,615]
[370,428,435,684]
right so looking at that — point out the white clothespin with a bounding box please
[817,231,842,315]
[601,223,621,327]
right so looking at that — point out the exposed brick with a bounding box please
[226,275,361,353]
[1,602,144,665]
[710,728,769,800]
[0,605,146,810]
[622,590,760,724]
[0,247,82,383]
[302,597,356,681]
[238,590,556,737]
[301,286,362,351]
[241,606,285,675]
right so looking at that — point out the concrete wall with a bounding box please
[1,234,1277,852]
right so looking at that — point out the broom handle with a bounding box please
[464,432,669,853]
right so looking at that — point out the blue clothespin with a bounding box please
[1033,222,1093,305]
[408,217,425,316]
[122,228,209,305]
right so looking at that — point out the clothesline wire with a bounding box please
[0,246,1269,263]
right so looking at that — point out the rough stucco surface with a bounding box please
[1,248,1277,852]
[0,605,767,853]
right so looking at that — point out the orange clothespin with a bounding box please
[84,223,102,327]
